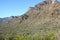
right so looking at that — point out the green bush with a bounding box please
[33,32,55,40]
[45,32,55,40]
[33,33,42,40]
[6,34,25,40]
[0,32,56,40]
[0,34,5,40]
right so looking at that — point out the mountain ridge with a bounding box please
[0,0,60,35]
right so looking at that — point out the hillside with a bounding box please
[0,0,60,40]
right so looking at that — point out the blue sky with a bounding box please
[0,0,44,18]
[0,0,60,18]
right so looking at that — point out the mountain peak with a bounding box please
[52,0,57,3]
[0,0,60,36]
[45,0,58,4]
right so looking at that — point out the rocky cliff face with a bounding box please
[0,0,58,23]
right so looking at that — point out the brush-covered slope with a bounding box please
[0,0,60,34]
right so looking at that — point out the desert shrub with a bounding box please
[32,32,55,40]
[0,34,5,40]
[0,32,56,40]
[25,35,31,40]
[33,33,42,40]
[6,34,31,40]
[0,36,5,40]
[44,32,55,40]
[6,34,25,40]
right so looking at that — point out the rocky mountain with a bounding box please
[0,0,60,36]
[0,18,3,22]
[0,17,13,23]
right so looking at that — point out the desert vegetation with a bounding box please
[0,32,57,40]
[0,0,60,40]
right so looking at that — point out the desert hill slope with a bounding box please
[0,0,60,35]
